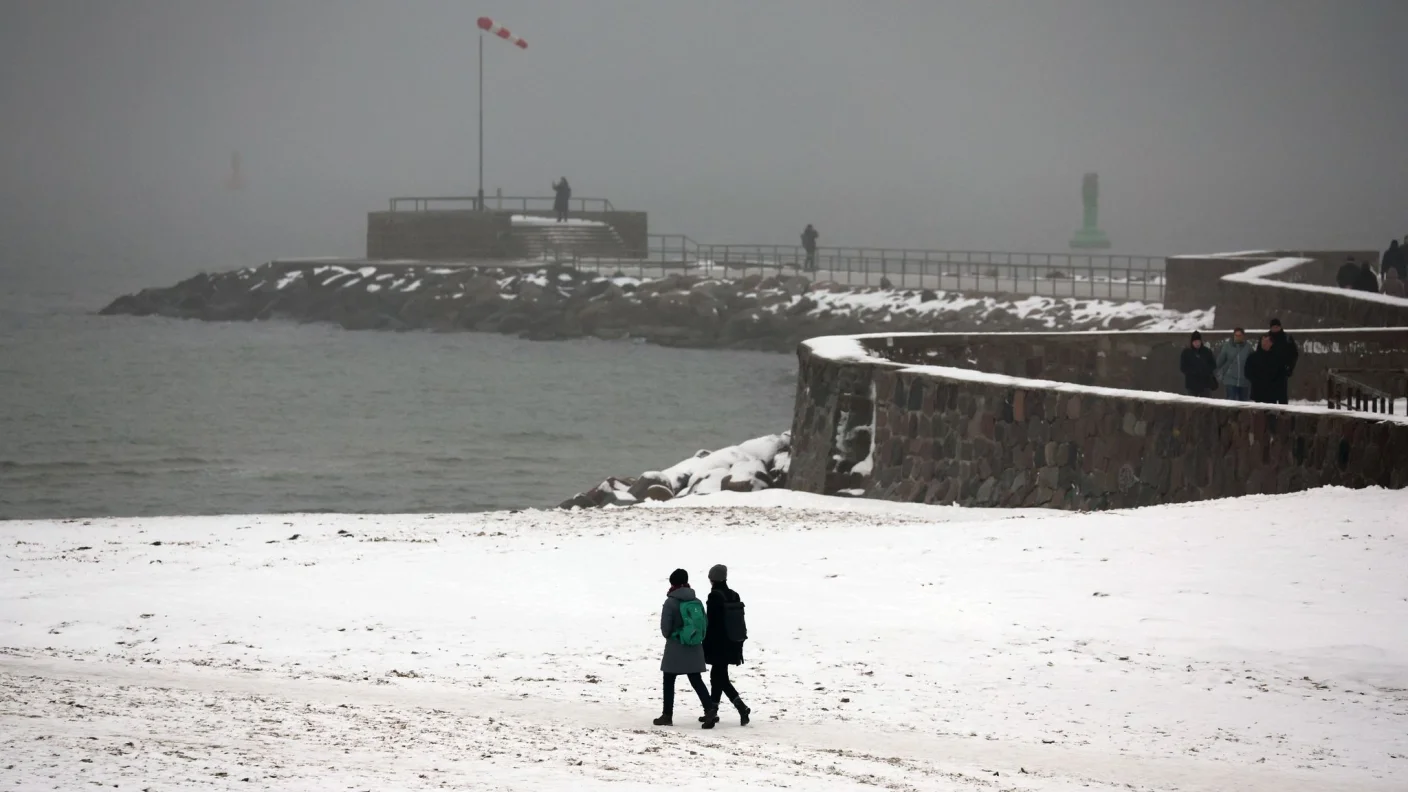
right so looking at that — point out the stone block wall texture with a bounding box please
[1217,276,1408,331]
[789,351,878,494]
[367,211,516,260]
[859,329,1408,403]
[864,368,1408,510]
[789,341,1408,509]
[367,210,648,260]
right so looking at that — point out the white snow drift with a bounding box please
[3,487,1406,791]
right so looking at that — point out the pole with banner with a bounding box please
[476,16,528,211]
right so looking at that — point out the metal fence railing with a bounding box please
[389,195,616,213]
[540,236,1168,302]
[1325,369,1407,415]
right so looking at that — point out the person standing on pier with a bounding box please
[552,177,572,223]
[801,224,819,272]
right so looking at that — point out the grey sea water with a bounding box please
[0,266,795,520]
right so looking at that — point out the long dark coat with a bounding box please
[703,584,745,666]
[659,587,706,674]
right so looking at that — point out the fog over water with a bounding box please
[3,0,1407,292]
[1,2,1405,518]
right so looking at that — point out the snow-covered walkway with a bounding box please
[3,488,1406,790]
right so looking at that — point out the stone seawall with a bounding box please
[856,329,1408,403]
[789,336,1408,510]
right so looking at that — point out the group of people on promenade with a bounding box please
[655,566,751,729]
[1336,239,1408,297]
[1180,319,1299,404]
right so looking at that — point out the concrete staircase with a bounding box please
[511,222,635,260]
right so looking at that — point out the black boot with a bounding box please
[700,704,720,729]
[731,696,751,726]
[652,713,673,727]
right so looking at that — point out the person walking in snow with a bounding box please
[1215,327,1254,401]
[1179,331,1218,398]
[1336,256,1360,289]
[701,564,750,728]
[801,224,819,272]
[1244,334,1289,405]
[552,177,572,223]
[654,568,715,728]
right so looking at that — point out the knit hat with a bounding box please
[1270,318,1282,328]
[708,564,728,583]
[669,568,689,586]
[1190,331,1202,343]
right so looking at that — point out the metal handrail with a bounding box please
[1325,368,1407,415]
[538,236,1170,301]
[389,195,616,212]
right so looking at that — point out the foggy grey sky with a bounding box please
[2,0,1406,286]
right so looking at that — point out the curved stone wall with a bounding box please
[790,335,1408,510]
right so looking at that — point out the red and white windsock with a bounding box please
[477,17,527,49]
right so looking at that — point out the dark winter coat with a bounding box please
[1353,263,1380,293]
[703,584,745,667]
[1180,344,1218,393]
[1214,339,1253,389]
[1269,330,1299,378]
[1245,347,1289,404]
[552,180,571,212]
[1336,262,1360,289]
[801,227,819,251]
[659,586,706,674]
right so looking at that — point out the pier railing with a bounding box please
[1325,369,1407,415]
[544,235,1168,302]
[388,195,617,213]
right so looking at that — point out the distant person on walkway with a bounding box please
[1215,327,1254,401]
[1265,318,1298,404]
[1353,260,1380,293]
[1245,334,1289,405]
[1180,331,1218,398]
[1336,256,1360,289]
[1382,239,1405,281]
[701,564,750,729]
[1383,268,1407,298]
[552,177,572,223]
[654,568,715,728]
[801,224,819,271]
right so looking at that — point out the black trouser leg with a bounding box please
[709,664,738,704]
[662,672,676,714]
[686,672,711,709]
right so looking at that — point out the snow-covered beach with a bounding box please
[3,487,1406,791]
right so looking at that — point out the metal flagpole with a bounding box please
[474,17,527,213]
[477,33,484,211]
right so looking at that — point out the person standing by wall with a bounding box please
[1267,318,1298,404]
[801,224,819,272]
[1215,327,1254,401]
[1382,239,1405,281]
[1353,260,1381,293]
[653,568,715,727]
[1179,331,1218,397]
[701,564,750,729]
[1245,334,1289,405]
[552,177,572,223]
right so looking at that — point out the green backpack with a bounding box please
[673,599,707,646]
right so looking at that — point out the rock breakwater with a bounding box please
[101,260,1212,352]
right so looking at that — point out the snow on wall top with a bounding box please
[800,334,1408,424]
[1222,256,1408,307]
